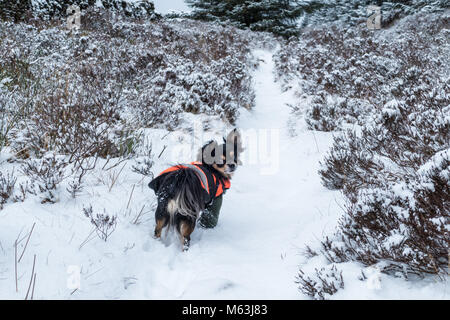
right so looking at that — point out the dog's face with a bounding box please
[198,129,244,179]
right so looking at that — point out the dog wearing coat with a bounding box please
[148,129,243,250]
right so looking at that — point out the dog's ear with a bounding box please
[226,128,244,153]
[197,140,220,164]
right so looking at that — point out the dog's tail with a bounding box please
[161,167,206,230]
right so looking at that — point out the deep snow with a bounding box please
[0,49,448,299]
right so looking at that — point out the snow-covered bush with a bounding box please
[132,141,154,178]
[320,149,449,278]
[0,8,257,177]
[14,74,127,161]
[21,153,68,203]
[0,170,17,209]
[0,9,256,135]
[295,0,448,29]
[283,11,449,288]
[0,53,37,153]
[274,12,449,131]
[83,205,117,242]
[314,85,449,280]
[0,0,159,21]
[296,264,344,300]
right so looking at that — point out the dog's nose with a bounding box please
[229,163,236,170]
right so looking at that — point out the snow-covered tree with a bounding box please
[0,0,158,21]
[187,0,303,37]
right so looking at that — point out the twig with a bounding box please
[18,222,36,263]
[102,156,129,171]
[14,240,18,292]
[31,273,36,300]
[158,145,167,159]
[79,227,97,250]
[85,267,104,280]
[25,254,36,300]
[126,184,136,210]
[161,132,171,140]
[108,163,126,192]
[311,130,320,153]
[132,205,146,225]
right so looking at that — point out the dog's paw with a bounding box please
[182,239,190,252]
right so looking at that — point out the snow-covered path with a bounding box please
[113,49,449,299]
[118,49,340,299]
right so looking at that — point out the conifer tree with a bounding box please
[187,0,303,37]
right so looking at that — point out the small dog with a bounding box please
[149,129,243,250]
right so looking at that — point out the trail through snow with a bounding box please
[115,49,449,299]
[116,49,341,299]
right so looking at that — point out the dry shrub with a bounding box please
[296,265,344,300]
[21,153,68,203]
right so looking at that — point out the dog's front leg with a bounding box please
[154,217,167,239]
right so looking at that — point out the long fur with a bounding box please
[156,167,207,234]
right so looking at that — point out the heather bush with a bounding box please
[296,264,344,300]
[0,9,257,136]
[21,153,68,203]
[274,12,449,131]
[320,148,449,278]
[0,54,37,153]
[283,11,449,294]
[0,0,159,21]
[295,0,448,29]
[0,9,258,212]
[83,204,117,242]
[0,170,17,209]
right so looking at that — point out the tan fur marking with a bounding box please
[179,221,194,247]
[154,217,166,238]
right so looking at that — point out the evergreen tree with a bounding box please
[0,0,31,22]
[187,0,303,37]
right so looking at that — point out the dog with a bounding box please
[148,128,243,250]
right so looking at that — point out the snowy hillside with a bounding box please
[0,4,448,300]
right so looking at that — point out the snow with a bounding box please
[1,48,448,300]
[152,0,192,14]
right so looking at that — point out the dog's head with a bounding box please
[197,128,244,179]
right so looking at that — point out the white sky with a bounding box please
[152,0,192,14]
